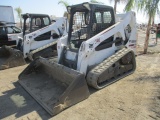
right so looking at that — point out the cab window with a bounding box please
[7,27,14,34]
[12,26,21,33]
[103,12,112,23]
[7,26,21,34]
[95,12,102,23]
[43,17,50,26]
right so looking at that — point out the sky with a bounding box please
[0,0,159,24]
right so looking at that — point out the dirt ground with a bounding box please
[0,30,160,120]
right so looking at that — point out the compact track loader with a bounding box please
[0,14,68,70]
[19,2,137,116]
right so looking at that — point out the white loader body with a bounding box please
[57,11,137,74]
[23,17,68,58]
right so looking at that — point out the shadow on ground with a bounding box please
[130,75,160,83]
[149,84,160,120]
[0,82,51,119]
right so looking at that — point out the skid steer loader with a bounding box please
[0,13,68,70]
[0,13,52,49]
[21,15,68,60]
[19,2,137,116]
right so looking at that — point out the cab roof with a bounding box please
[68,2,113,12]
[0,21,15,27]
[22,13,49,18]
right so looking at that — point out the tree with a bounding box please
[152,15,155,26]
[110,0,128,13]
[90,0,103,4]
[15,7,22,29]
[58,0,69,18]
[124,0,135,11]
[125,0,160,54]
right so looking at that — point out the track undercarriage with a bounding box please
[87,48,136,89]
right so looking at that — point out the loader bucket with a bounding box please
[0,46,26,70]
[18,57,90,116]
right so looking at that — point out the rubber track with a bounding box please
[27,40,57,61]
[87,48,136,89]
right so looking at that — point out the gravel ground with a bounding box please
[0,30,160,120]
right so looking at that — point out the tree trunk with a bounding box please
[152,16,154,26]
[144,15,152,54]
[114,0,117,13]
[20,18,22,29]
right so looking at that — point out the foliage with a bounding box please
[110,0,128,13]
[58,0,69,8]
[15,7,22,19]
[125,0,160,53]
[90,0,103,4]
[58,0,70,19]
[15,7,22,28]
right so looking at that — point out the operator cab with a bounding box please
[67,2,115,50]
[59,2,115,69]
[22,13,51,36]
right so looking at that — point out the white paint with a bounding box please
[0,6,15,25]
[57,11,137,75]
[23,17,68,58]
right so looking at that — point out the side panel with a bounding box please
[8,33,23,45]
[116,13,137,54]
[77,11,137,74]
[57,35,68,61]
[23,18,68,58]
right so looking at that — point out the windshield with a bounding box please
[71,11,90,40]
[12,26,21,33]
[43,17,50,26]
[23,16,50,35]
[70,11,90,49]
[7,26,21,34]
